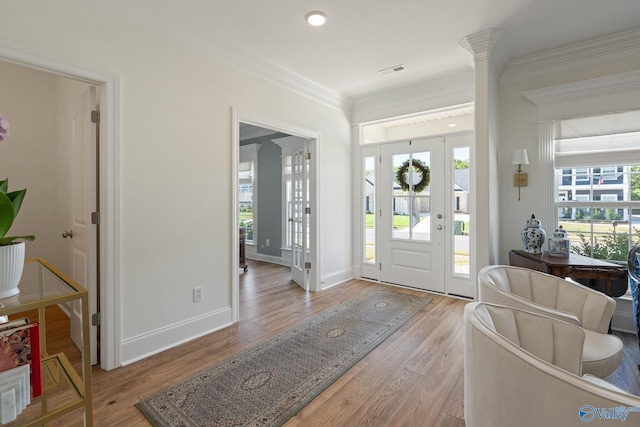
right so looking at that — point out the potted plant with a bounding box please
[0,115,35,298]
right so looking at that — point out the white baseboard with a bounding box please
[120,306,233,366]
[611,297,636,334]
[320,266,354,290]
[246,253,291,267]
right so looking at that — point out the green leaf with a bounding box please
[0,180,35,244]
[7,189,26,217]
[0,193,15,239]
[0,235,35,245]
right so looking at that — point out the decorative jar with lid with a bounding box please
[548,225,570,257]
[521,214,546,254]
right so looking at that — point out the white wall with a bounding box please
[0,1,352,365]
[0,61,71,270]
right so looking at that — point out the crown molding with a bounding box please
[522,69,640,121]
[522,69,640,106]
[459,28,507,79]
[186,32,354,115]
[352,70,474,124]
[501,27,640,85]
[94,1,353,115]
[459,28,504,61]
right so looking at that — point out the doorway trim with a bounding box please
[0,41,122,370]
[231,108,320,322]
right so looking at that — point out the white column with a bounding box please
[459,28,505,271]
[537,121,555,233]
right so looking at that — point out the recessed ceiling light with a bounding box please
[305,11,327,27]
[448,123,457,128]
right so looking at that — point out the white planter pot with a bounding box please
[0,242,25,299]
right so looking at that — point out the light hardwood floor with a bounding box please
[40,259,640,425]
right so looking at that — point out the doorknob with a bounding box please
[437,225,443,230]
[62,230,73,238]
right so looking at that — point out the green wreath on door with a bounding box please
[396,158,430,193]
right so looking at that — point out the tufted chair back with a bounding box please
[478,265,615,334]
[464,302,640,427]
[474,302,584,375]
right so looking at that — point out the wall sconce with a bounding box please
[512,148,529,201]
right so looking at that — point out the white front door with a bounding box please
[290,142,309,290]
[69,86,98,365]
[379,138,445,292]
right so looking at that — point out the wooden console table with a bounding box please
[509,250,627,297]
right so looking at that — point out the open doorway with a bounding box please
[238,123,310,290]
[232,113,319,322]
[0,60,100,365]
[0,45,121,370]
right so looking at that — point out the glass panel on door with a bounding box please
[290,144,309,290]
[364,156,376,263]
[453,147,470,277]
[391,152,431,241]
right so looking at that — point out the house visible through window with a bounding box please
[553,110,640,265]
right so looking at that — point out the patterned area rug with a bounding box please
[136,289,431,426]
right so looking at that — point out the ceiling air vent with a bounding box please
[379,64,405,75]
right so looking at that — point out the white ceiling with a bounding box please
[92,0,640,101]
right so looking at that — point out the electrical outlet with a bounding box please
[193,286,203,303]
[266,239,270,247]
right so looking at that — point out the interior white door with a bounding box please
[290,142,309,290]
[380,138,445,292]
[69,86,98,365]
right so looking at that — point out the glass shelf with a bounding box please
[0,259,86,316]
[0,259,92,426]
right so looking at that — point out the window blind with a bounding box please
[554,110,640,168]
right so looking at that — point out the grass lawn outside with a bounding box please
[558,219,639,241]
[365,214,470,231]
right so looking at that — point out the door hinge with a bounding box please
[305,152,311,160]
[92,312,101,326]
[379,262,382,270]
[305,207,311,214]
[304,261,311,270]
[91,211,100,225]
[91,110,100,124]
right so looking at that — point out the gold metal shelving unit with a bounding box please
[0,258,93,426]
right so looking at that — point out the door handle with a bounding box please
[437,225,443,230]
[62,230,73,238]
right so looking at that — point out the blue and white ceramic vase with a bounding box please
[521,214,546,254]
[548,225,570,257]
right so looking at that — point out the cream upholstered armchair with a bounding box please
[477,265,622,378]
[464,302,640,427]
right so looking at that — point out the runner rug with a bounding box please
[136,288,431,427]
